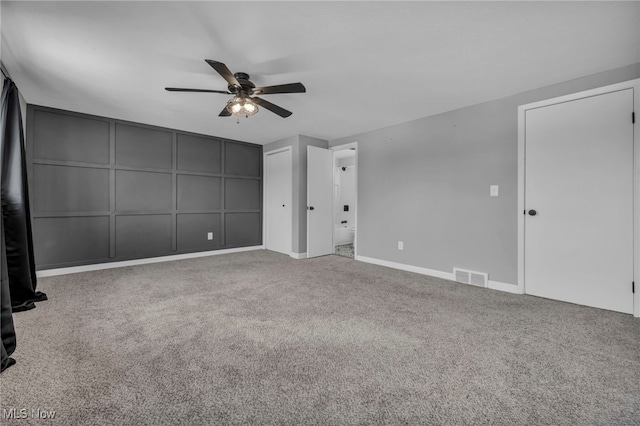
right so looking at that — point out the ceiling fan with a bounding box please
[165,59,306,120]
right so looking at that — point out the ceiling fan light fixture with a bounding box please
[226,96,258,118]
[167,60,302,119]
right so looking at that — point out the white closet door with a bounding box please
[525,88,634,313]
[265,149,292,255]
[307,146,334,258]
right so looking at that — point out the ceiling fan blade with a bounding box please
[165,87,231,94]
[251,97,292,118]
[252,82,306,95]
[205,59,240,89]
[218,106,232,117]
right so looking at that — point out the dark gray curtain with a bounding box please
[0,78,17,372]
[1,200,17,372]
[1,78,46,313]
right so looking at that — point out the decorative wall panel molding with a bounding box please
[27,105,262,269]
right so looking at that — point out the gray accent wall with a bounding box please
[330,63,640,285]
[263,135,329,254]
[27,105,262,269]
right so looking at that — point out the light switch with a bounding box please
[207,232,213,240]
[398,241,404,250]
[490,185,499,197]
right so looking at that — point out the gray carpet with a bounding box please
[1,250,639,425]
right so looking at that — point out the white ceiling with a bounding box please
[2,1,639,145]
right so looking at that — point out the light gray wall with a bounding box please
[330,63,640,285]
[263,134,328,254]
[27,105,262,269]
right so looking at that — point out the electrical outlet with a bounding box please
[398,241,404,250]
[207,232,213,240]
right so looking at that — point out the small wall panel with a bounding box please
[225,143,261,177]
[116,170,172,211]
[33,216,109,266]
[115,123,173,169]
[115,215,172,258]
[225,178,260,210]
[33,164,109,213]
[177,213,221,251]
[33,110,109,164]
[177,175,221,211]
[177,134,221,173]
[225,212,261,246]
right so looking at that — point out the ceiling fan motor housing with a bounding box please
[230,72,255,94]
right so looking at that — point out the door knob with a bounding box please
[528,209,537,216]
[282,204,285,207]
[309,206,315,211]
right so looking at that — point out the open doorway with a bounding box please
[332,145,357,258]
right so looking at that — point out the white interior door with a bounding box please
[525,88,634,313]
[265,149,292,255]
[307,146,334,258]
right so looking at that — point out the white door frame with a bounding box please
[331,142,358,258]
[263,146,293,256]
[517,79,640,317]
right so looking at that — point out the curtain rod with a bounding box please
[0,64,11,80]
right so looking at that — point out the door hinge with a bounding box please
[633,281,635,294]
[633,112,636,124]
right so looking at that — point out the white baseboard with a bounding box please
[355,255,519,295]
[37,246,264,277]
[290,252,307,259]
[355,255,454,280]
[487,280,522,294]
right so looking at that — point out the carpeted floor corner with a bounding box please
[1,250,639,425]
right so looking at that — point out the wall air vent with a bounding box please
[453,268,488,288]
